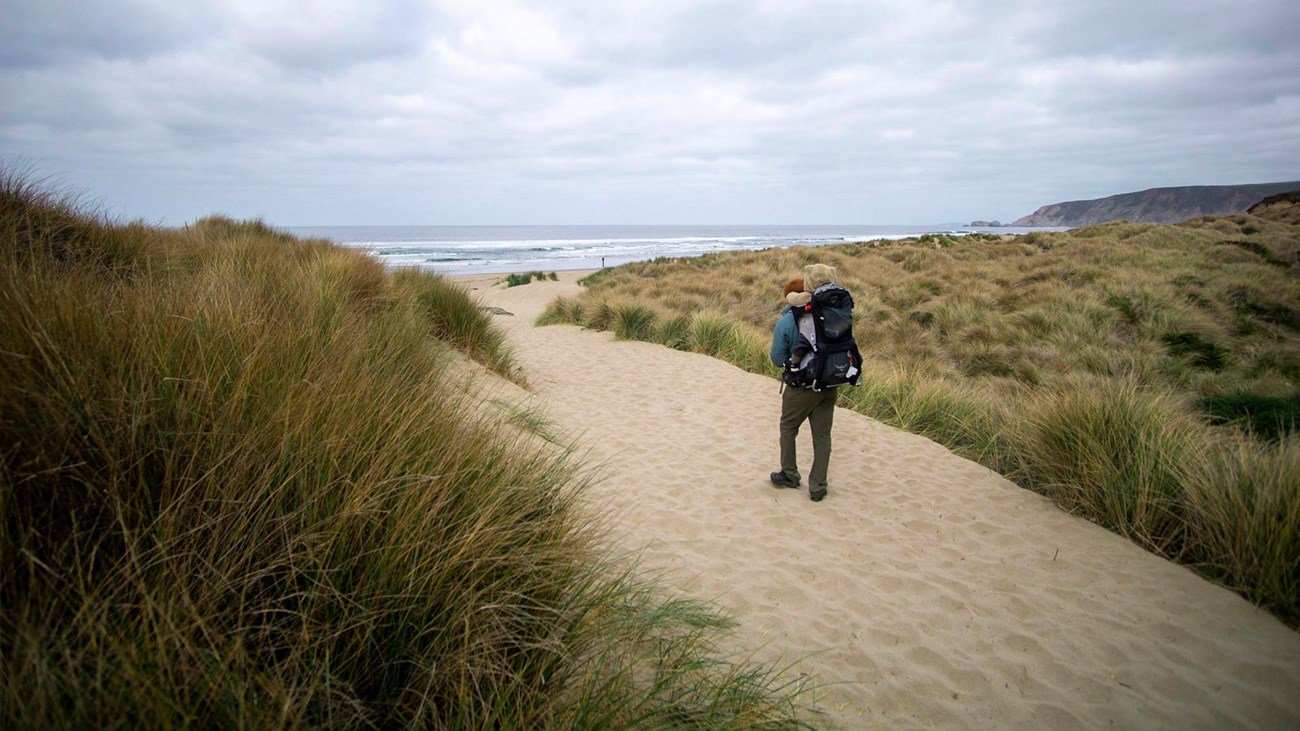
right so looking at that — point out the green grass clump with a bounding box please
[1003,380,1200,555]
[691,314,747,359]
[586,298,620,331]
[690,314,773,373]
[842,367,1005,466]
[1186,437,1300,622]
[657,314,695,351]
[613,302,658,341]
[1162,331,1228,371]
[393,267,521,381]
[536,294,586,326]
[0,172,813,728]
[504,270,558,287]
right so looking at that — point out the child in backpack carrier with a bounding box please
[781,276,817,375]
[781,265,862,389]
[787,332,814,371]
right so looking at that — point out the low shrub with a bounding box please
[1217,239,1288,267]
[1162,331,1228,371]
[958,344,1020,379]
[1224,285,1300,330]
[1198,392,1300,441]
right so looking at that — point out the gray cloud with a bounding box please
[2,0,1298,224]
[0,1,209,67]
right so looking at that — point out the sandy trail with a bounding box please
[463,271,1300,730]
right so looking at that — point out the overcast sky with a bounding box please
[2,0,1298,225]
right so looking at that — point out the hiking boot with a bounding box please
[770,471,800,489]
[809,489,827,502]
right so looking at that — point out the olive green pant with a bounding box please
[778,386,837,490]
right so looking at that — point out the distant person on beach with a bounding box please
[768,264,840,502]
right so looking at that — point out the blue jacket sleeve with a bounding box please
[770,309,796,365]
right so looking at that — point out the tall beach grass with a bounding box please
[0,172,814,728]
[539,212,1300,626]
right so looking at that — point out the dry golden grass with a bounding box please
[545,214,1300,626]
[0,172,815,728]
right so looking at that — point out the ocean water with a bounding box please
[285,224,1043,275]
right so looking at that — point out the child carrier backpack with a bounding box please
[782,283,863,391]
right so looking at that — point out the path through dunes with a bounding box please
[466,272,1300,730]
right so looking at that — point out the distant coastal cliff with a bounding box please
[1011,182,1300,227]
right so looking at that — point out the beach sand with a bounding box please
[457,270,1300,729]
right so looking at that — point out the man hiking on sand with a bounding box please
[769,264,840,502]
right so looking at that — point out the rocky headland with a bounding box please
[1012,182,1300,227]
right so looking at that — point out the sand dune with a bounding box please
[461,271,1300,730]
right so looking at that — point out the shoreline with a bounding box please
[446,268,598,291]
[303,223,1058,277]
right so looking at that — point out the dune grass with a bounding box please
[538,210,1300,626]
[0,172,815,728]
[504,270,559,287]
[1184,436,1300,618]
[1001,379,1202,555]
